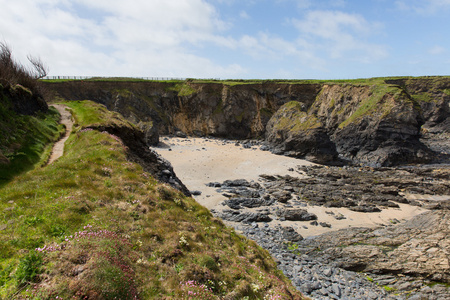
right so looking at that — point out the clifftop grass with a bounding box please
[41,75,450,87]
[0,100,304,299]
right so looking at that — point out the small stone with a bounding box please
[319,222,332,228]
[332,284,341,297]
[323,268,333,277]
[301,283,313,293]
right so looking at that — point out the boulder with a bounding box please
[276,208,318,221]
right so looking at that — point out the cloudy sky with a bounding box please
[1,0,449,79]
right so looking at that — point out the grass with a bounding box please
[337,84,402,129]
[166,82,198,97]
[273,101,322,132]
[0,100,304,299]
[411,92,435,103]
[0,89,63,185]
[41,75,450,86]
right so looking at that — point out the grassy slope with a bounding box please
[0,100,304,299]
[0,88,63,185]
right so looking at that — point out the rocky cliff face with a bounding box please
[44,77,449,166]
[45,80,321,139]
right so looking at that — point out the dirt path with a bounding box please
[47,104,73,164]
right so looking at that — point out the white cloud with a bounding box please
[240,10,250,19]
[0,0,244,77]
[238,32,326,71]
[429,45,446,55]
[291,10,387,62]
[296,0,312,9]
[395,0,450,14]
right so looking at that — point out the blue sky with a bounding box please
[1,0,449,79]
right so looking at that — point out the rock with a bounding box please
[266,101,338,164]
[222,179,251,187]
[138,121,159,146]
[191,190,202,196]
[280,226,303,242]
[223,197,275,209]
[332,284,341,297]
[349,205,382,213]
[319,222,331,228]
[175,131,187,138]
[162,169,172,176]
[260,145,270,151]
[334,213,346,220]
[301,283,313,294]
[271,191,292,203]
[218,210,272,223]
[276,208,318,221]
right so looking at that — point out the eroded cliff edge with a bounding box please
[44,77,449,167]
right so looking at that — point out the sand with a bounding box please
[153,137,429,237]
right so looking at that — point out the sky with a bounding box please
[0,0,449,79]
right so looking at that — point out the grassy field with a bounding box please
[0,100,304,299]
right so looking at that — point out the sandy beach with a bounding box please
[153,137,428,237]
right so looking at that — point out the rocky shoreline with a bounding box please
[209,164,449,299]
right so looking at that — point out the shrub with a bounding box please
[0,42,48,97]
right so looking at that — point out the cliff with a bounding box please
[43,77,450,166]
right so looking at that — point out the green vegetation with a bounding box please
[0,100,303,299]
[166,82,198,97]
[41,75,450,86]
[274,101,322,132]
[383,285,395,292]
[213,99,224,115]
[338,84,403,129]
[411,92,435,103]
[0,97,62,183]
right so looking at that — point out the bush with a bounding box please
[0,42,48,98]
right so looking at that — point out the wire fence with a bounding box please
[41,76,220,81]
